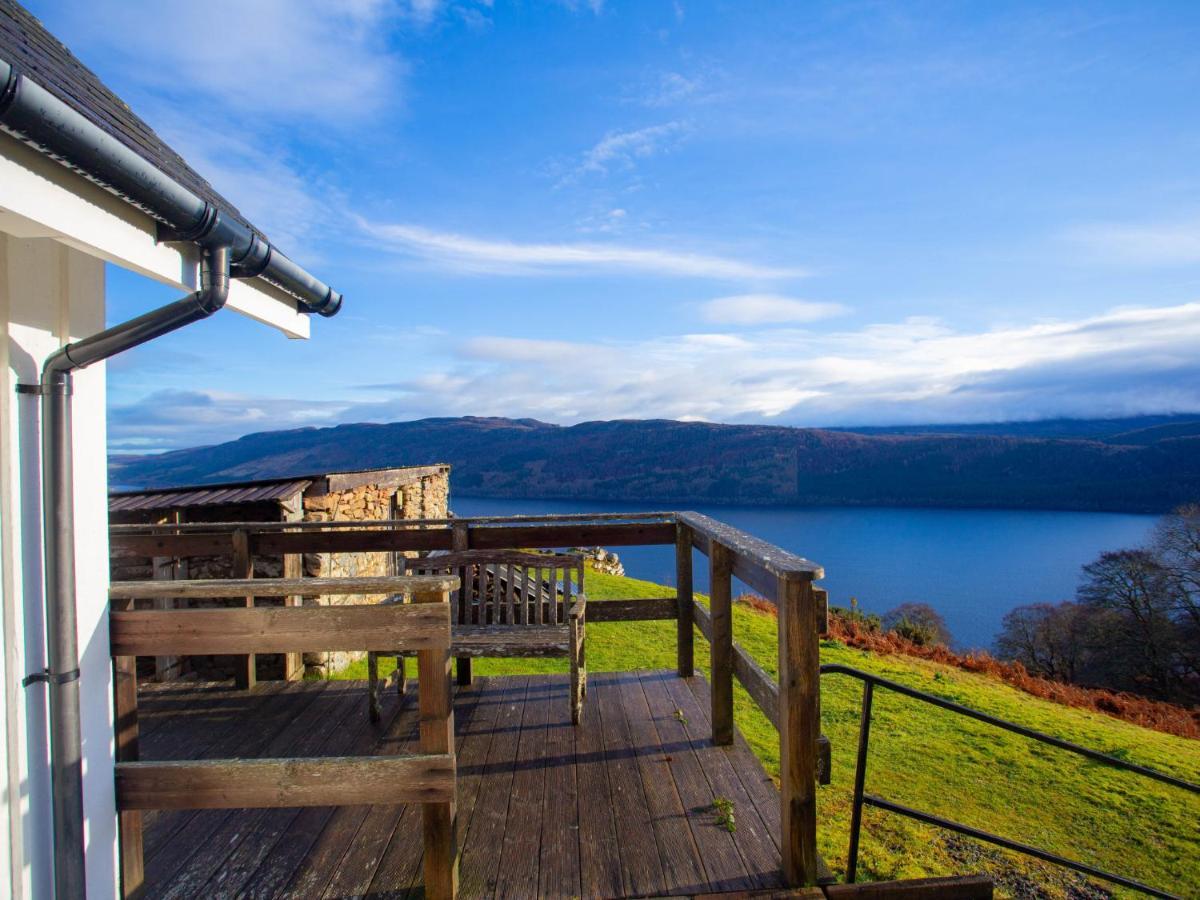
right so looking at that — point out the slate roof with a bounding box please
[108,466,450,513]
[0,0,256,233]
[109,479,313,513]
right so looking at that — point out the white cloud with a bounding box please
[563,121,690,183]
[1063,219,1200,266]
[116,301,1200,449]
[702,294,848,325]
[356,218,805,279]
[642,72,701,107]
[52,0,407,123]
[553,0,605,13]
[399,300,1200,424]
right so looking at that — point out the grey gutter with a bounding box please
[0,57,341,315]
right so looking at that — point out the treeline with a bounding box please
[996,505,1200,704]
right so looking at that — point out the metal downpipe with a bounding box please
[39,246,230,899]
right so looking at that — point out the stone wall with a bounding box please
[300,472,448,673]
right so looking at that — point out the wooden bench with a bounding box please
[369,550,588,724]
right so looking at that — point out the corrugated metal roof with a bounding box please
[109,480,312,512]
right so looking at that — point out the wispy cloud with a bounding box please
[388,300,1200,424]
[552,0,605,14]
[52,0,408,123]
[108,390,352,453]
[1063,218,1200,266]
[356,218,805,279]
[114,301,1200,450]
[702,294,848,325]
[562,121,690,184]
[643,73,701,106]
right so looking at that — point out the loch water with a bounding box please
[453,496,1158,650]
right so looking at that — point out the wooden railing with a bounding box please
[109,510,828,886]
[108,574,460,900]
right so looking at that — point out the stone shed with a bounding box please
[109,465,450,680]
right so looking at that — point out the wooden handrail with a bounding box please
[110,510,676,533]
[110,521,677,557]
[116,753,456,809]
[676,510,823,598]
[108,573,458,600]
[110,603,453,656]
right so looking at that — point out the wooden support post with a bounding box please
[231,528,256,690]
[282,551,304,681]
[452,522,471,686]
[150,554,180,682]
[709,541,734,746]
[675,522,694,678]
[778,574,819,886]
[814,586,829,637]
[415,586,458,900]
[112,596,144,898]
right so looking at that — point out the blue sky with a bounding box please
[27,0,1200,452]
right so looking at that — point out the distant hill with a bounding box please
[108,414,1200,513]
[830,414,1200,441]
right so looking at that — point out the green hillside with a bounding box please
[338,570,1200,897]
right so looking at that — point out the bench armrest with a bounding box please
[568,593,587,620]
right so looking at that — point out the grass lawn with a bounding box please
[337,569,1200,897]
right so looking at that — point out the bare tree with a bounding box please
[995,602,1090,682]
[1152,504,1200,632]
[1078,550,1181,697]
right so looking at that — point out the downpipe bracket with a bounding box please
[22,668,80,688]
[16,381,70,396]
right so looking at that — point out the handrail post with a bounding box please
[452,522,471,686]
[112,596,144,898]
[230,528,256,690]
[709,541,734,745]
[778,573,819,885]
[846,679,873,883]
[675,521,694,677]
[415,585,458,899]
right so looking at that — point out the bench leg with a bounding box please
[456,657,472,687]
[570,619,584,725]
[367,651,381,723]
[396,655,407,696]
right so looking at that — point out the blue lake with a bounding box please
[452,496,1158,650]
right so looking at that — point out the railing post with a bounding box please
[282,550,304,681]
[452,522,471,686]
[415,585,458,900]
[675,521,694,678]
[709,541,734,745]
[112,596,144,898]
[846,679,874,883]
[231,528,256,690]
[778,574,819,885]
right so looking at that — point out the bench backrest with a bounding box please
[410,550,585,626]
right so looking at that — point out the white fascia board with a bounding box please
[0,131,310,339]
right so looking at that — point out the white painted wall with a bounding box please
[1,235,115,898]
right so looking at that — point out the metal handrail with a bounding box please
[821,664,1198,899]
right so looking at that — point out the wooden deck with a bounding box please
[136,670,787,899]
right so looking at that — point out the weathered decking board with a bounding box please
[138,671,785,899]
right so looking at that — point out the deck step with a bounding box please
[685,874,993,900]
[823,874,994,899]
